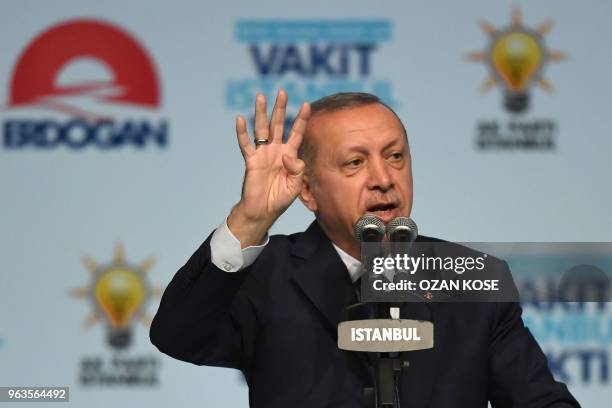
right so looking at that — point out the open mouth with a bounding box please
[366,203,397,219]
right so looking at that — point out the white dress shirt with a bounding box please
[210,219,364,282]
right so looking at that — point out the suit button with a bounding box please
[223,263,232,271]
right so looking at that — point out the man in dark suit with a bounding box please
[150,91,579,407]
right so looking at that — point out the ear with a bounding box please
[298,175,318,213]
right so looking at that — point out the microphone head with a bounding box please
[354,215,386,243]
[387,217,418,242]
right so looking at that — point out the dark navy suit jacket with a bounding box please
[150,221,579,407]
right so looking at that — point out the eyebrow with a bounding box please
[341,136,405,155]
[381,137,405,152]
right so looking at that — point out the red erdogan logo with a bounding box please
[7,19,160,120]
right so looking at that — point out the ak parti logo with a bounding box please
[467,9,567,150]
[70,243,163,386]
[2,19,169,149]
[467,8,566,114]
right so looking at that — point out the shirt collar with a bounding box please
[331,243,362,283]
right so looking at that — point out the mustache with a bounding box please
[364,194,401,211]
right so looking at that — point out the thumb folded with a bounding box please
[282,154,305,177]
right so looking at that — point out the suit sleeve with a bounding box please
[487,265,581,407]
[149,232,261,371]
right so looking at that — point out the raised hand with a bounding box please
[228,90,311,248]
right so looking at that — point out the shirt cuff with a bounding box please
[210,217,269,272]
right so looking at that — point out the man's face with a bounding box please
[299,103,413,258]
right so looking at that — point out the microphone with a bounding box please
[354,215,386,243]
[388,218,418,279]
[348,216,428,407]
[387,217,418,243]
[353,215,385,302]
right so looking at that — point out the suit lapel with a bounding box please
[289,221,373,384]
[288,222,441,400]
[290,221,357,336]
[397,238,439,406]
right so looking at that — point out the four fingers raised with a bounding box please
[235,90,310,156]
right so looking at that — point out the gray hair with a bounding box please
[298,92,406,177]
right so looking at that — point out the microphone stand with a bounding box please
[374,350,404,408]
[351,215,419,407]
[374,301,406,408]
[356,237,416,407]
[347,291,408,408]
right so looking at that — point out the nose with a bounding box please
[366,157,393,191]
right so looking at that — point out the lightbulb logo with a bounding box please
[70,243,162,350]
[467,8,567,113]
